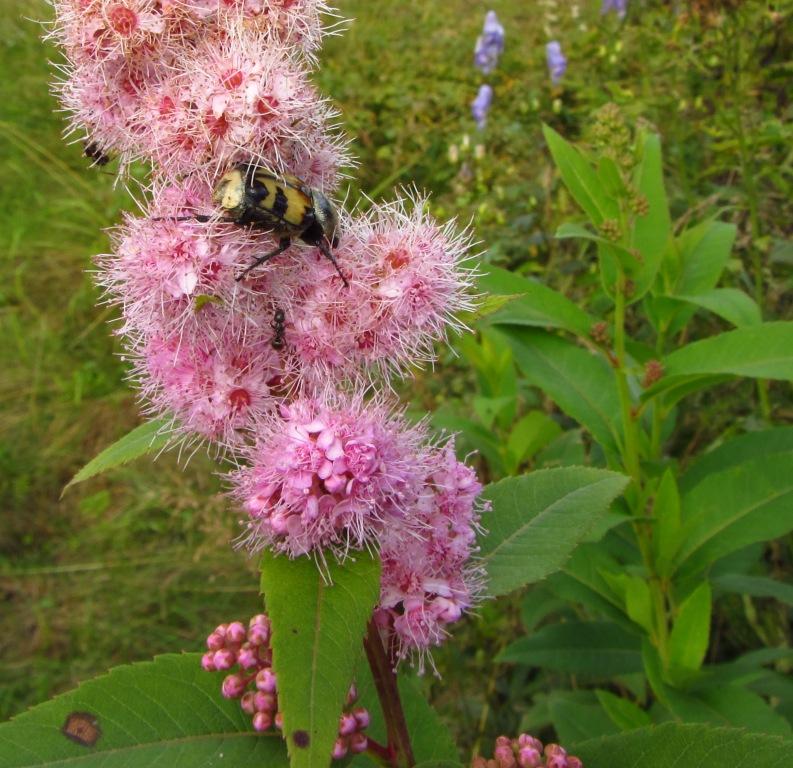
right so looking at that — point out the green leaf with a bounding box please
[681,427,793,492]
[668,289,762,328]
[543,124,619,225]
[497,327,622,455]
[712,574,793,606]
[668,583,712,676]
[505,411,562,473]
[595,690,651,731]
[0,653,287,767]
[479,468,629,596]
[63,418,171,493]
[498,621,642,676]
[624,577,655,636]
[629,132,670,301]
[675,451,793,577]
[652,470,682,578]
[675,220,738,297]
[643,322,793,401]
[548,691,620,745]
[481,266,595,337]
[574,723,793,767]
[260,551,381,768]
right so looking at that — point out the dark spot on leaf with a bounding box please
[293,730,310,748]
[62,712,101,747]
[291,628,298,635]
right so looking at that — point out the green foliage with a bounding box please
[259,552,381,768]
[0,654,287,767]
[63,418,172,492]
[479,469,629,596]
[575,724,793,768]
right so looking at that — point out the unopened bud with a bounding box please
[255,667,277,692]
[642,359,664,387]
[221,673,247,699]
[331,738,348,760]
[226,621,247,644]
[252,711,273,732]
[212,648,236,670]
[349,732,368,754]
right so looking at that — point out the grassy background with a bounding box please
[1,0,791,750]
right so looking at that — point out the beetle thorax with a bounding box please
[213,168,246,213]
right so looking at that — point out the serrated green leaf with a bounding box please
[496,327,622,455]
[543,124,619,225]
[481,266,595,337]
[574,723,793,767]
[643,322,793,402]
[675,451,793,577]
[668,583,712,676]
[260,551,381,768]
[0,653,287,767]
[498,621,642,676]
[479,468,629,596]
[64,418,171,493]
[595,690,651,731]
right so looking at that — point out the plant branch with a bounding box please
[364,620,415,768]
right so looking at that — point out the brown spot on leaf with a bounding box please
[293,730,310,748]
[62,712,101,747]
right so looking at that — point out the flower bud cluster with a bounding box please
[202,614,369,757]
[472,734,583,768]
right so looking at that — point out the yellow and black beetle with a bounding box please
[163,163,348,287]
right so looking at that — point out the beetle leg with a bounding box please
[236,238,292,281]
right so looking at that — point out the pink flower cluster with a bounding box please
[49,0,343,180]
[202,614,369,757]
[50,0,486,662]
[472,735,583,768]
[377,444,485,662]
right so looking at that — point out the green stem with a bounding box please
[363,620,415,768]
[613,275,641,484]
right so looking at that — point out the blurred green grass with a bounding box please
[1,0,790,749]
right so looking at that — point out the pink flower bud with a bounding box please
[237,644,260,670]
[201,651,216,671]
[338,712,357,736]
[206,631,225,651]
[349,732,368,754]
[352,707,370,730]
[252,711,273,732]
[221,673,247,699]
[240,691,256,715]
[212,648,236,670]
[518,747,542,768]
[331,738,348,760]
[226,621,247,644]
[253,692,277,713]
[274,711,284,730]
[255,667,277,692]
[345,683,358,705]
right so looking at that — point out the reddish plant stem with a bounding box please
[363,619,415,768]
[366,737,393,765]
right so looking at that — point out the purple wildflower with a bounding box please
[471,84,493,130]
[546,41,567,85]
[601,0,628,19]
[474,10,505,75]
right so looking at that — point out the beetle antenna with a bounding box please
[318,240,350,288]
